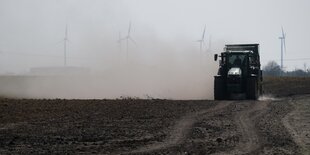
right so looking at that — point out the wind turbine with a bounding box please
[196,25,206,53]
[123,22,137,60]
[279,26,286,72]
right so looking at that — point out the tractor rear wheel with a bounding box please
[247,77,259,100]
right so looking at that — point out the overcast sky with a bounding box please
[1,0,310,73]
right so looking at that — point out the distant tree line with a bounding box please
[263,61,310,77]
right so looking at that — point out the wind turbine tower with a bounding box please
[279,27,286,71]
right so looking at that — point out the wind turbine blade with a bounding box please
[129,37,137,46]
[128,22,131,35]
[119,36,127,41]
[281,26,285,38]
[283,38,286,53]
[202,25,206,40]
[57,38,65,44]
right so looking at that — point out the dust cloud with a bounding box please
[258,94,279,101]
[0,59,218,100]
[0,0,228,100]
[0,40,221,100]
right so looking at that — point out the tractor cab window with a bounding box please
[249,55,258,66]
[228,54,246,67]
[249,56,255,65]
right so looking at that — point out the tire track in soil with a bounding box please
[282,95,310,154]
[215,101,269,155]
[124,101,233,154]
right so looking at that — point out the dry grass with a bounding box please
[263,76,310,97]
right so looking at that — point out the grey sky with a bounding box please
[1,0,310,73]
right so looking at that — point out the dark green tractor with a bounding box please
[214,44,263,100]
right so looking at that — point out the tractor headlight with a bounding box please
[228,67,242,76]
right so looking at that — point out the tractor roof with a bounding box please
[225,44,259,55]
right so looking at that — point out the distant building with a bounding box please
[29,66,90,76]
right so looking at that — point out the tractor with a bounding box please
[214,44,263,100]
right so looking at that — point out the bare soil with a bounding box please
[0,77,310,154]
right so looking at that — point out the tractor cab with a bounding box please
[214,44,262,100]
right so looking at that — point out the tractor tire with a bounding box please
[214,77,226,100]
[246,77,259,100]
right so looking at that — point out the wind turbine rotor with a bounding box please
[196,25,207,52]
[123,21,136,61]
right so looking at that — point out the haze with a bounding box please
[0,0,309,99]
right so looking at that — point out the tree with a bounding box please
[263,61,282,76]
[290,69,307,77]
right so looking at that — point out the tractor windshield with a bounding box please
[228,54,246,67]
